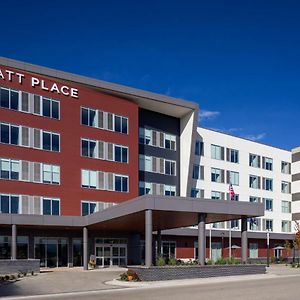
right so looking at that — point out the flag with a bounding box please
[229,183,235,200]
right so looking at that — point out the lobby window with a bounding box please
[114,145,128,163]
[263,178,273,191]
[281,161,291,174]
[249,243,258,258]
[164,185,176,196]
[114,115,128,134]
[0,88,19,110]
[227,171,239,186]
[165,160,176,176]
[192,165,204,180]
[0,194,19,214]
[211,168,224,183]
[262,157,273,171]
[211,191,223,200]
[165,134,176,150]
[81,170,97,189]
[139,182,152,195]
[42,164,60,184]
[249,154,260,168]
[0,158,19,180]
[42,131,60,152]
[211,144,224,160]
[264,198,273,211]
[191,188,204,198]
[281,181,291,194]
[281,201,291,213]
[161,241,176,260]
[0,123,19,145]
[264,219,273,231]
[227,148,239,163]
[42,198,60,215]
[81,138,97,158]
[114,174,128,192]
[195,140,204,156]
[282,220,291,233]
[249,175,260,189]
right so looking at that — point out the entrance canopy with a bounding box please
[0,195,264,232]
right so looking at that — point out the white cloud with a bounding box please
[199,110,220,121]
[243,133,266,141]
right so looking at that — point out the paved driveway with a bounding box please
[0,267,126,298]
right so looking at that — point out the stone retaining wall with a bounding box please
[131,264,266,281]
[0,259,40,275]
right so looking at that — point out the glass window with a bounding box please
[114,116,121,132]
[266,219,273,231]
[211,168,223,183]
[81,108,89,125]
[164,185,176,196]
[249,175,259,189]
[282,221,291,233]
[249,196,259,203]
[43,199,51,215]
[10,196,19,214]
[121,117,128,134]
[265,198,273,211]
[42,132,51,150]
[0,123,9,143]
[0,88,9,108]
[52,133,60,152]
[281,181,290,193]
[10,160,19,180]
[249,154,260,168]
[195,140,203,156]
[211,144,223,160]
[0,195,10,213]
[52,199,60,215]
[228,171,239,185]
[281,201,291,213]
[43,198,60,215]
[0,159,10,179]
[281,161,291,174]
[10,90,19,110]
[114,145,128,163]
[52,101,59,119]
[81,139,89,157]
[114,175,128,192]
[263,157,273,171]
[228,148,239,163]
[192,165,204,180]
[42,98,51,117]
[11,125,19,145]
[165,160,176,176]
[191,188,203,198]
[211,191,222,200]
[81,202,89,216]
[165,134,176,150]
[264,178,273,191]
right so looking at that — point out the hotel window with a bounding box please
[164,185,176,196]
[114,174,128,192]
[114,115,128,134]
[249,196,260,203]
[42,98,59,119]
[42,164,60,184]
[114,145,128,163]
[281,161,291,174]
[165,160,176,176]
[249,154,260,168]
[0,159,19,180]
[211,144,224,160]
[81,201,98,216]
[264,198,273,211]
[195,140,204,156]
[165,134,176,150]
[281,181,291,194]
[0,123,19,145]
[262,157,273,171]
[281,201,291,213]
[144,129,152,145]
[281,220,291,233]
[191,188,204,198]
[249,218,260,231]
[227,148,239,163]
[230,220,240,230]
[42,131,60,152]
[192,165,204,180]
[227,171,239,186]
[227,193,239,201]
[263,177,273,191]
[81,107,96,127]
[212,222,225,229]
[211,168,224,183]
[0,88,19,110]
[81,170,97,189]
[264,219,273,231]
[139,182,153,195]
[0,194,19,214]
[249,175,260,189]
[211,191,223,200]
[42,198,60,215]
[81,139,97,158]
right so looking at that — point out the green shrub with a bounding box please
[215,257,227,265]
[168,257,177,266]
[156,256,166,266]
[206,259,213,265]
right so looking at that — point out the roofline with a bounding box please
[0,56,198,111]
[198,126,291,153]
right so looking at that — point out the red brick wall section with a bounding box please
[0,66,139,216]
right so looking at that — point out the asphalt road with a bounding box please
[5,272,300,300]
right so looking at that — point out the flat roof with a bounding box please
[0,57,198,118]
[0,195,264,233]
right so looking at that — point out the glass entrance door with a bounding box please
[211,242,222,262]
[95,243,127,267]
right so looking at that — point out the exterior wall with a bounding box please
[0,65,139,216]
[193,127,293,234]
[292,147,300,222]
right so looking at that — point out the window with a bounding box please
[161,241,176,260]
[81,201,98,216]
[0,123,19,145]
[264,198,273,211]
[42,131,60,152]
[42,198,60,215]
[139,182,153,195]
[114,115,128,134]
[165,160,176,175]
[282,221,291,233]
[227,148,239,163]
[249,196,260,203]
[114,145,128,163]
[281,201,291,213]
[191,188,204,198]
[249,243,258,258]
[265,219,273,231]
[211,144,224,160]
[81,139,97,158]
[0,194,19,214]
[211,168,224,183]
[42,164,60,184]
[227,171,239,186]
[164,185,176,196]
[211,191,222,200]
[228,193,239,201]
[249,175,260,189]
[144,129,152,145]
[81,107,96,127]
[212,222,225,229]
[165,134,176,150]
[263,157,273,171]
[281,181,290,194]
[192,165,204,180]
[0,159,19,180]
[81,170,97,189]
[195,140,204,156]
[230,220,239,229]
[263,178,273,191]
[281,161,291,174]
[0,88,19,110]
[249,218,260,231]
[42,98,59,119]
[249,154,260,168]
[114,174,128,192]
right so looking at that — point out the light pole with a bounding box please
[221,232,224,258]
[267,230,270,267]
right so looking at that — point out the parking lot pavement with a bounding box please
[0,267,126,298]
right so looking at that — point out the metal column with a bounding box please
[157,229,162,258]
[145,210,153,267]
[198,213,206,265]
[241,218,248,264]
[83,227,88,270]
[11,224,17,260]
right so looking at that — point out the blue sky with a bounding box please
[1,0,299,150]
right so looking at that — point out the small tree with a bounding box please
[284,240,292,259]
[294,221,300,266]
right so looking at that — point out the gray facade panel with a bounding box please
[139,171,178,186]
[292,152,300,163]
[292,173,300,182]
[292,193,300,201]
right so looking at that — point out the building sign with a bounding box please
[0,68,79,99]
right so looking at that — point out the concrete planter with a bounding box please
[131,264,266,281]
[0,259,40,275]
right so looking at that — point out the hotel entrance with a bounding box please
[94,238,127,267]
